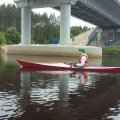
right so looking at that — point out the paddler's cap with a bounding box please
[79,48,86,53]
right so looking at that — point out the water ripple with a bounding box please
[0,92,22,119]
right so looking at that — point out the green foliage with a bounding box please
[0,32,6,45]
[32,13,60,44]
[70,26,91,38]
[0,4,91,44]
[0,4,21,32]
[5,27,21,44]
[103,47,120,56]
[0,55,5,71]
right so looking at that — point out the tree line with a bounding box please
[0,4,91,45]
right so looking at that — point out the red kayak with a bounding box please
[17,59,120,73]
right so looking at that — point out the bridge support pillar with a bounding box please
[21,7,31,45]
[20,72,31,108]
[96,28,103,46]
[98,32,102,41]
[60,3,71,45]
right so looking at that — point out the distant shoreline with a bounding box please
[103,47,120,56]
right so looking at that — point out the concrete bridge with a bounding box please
[13,0,120,45]
[6,0,120,57]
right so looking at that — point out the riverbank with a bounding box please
[103,47,120,56]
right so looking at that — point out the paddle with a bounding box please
[65,62,84,68]
[65,62,76,65]
[64,62,77,68]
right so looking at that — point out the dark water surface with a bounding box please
[0,54,120,120]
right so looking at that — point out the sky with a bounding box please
[0,0,96,28]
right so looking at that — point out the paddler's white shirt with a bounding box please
[76,56,86,67]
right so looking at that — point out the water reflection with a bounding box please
[18,70,93,119]
[17,70,120,120]
[103,74,120,120]
[69,71,88,85]
[19,72,31,110]
[0,56,21,119]
[58,73,69,107]
[1,54,120,119]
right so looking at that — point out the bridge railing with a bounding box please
[104,39,119,46]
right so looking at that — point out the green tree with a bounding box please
[32,13,60,44]
[5,27,21,44]
[0,32,6,46]
[71,26,91,38]
[0,4,91,45]
[71,26,82,37]
[0,4,21,32]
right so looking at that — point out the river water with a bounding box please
[0,54,120,120]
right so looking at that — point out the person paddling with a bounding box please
[70,48,88,68]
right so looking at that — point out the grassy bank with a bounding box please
[103,47,120,56]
